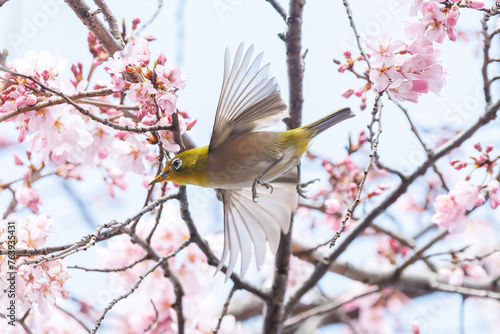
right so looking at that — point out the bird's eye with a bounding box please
[171,158,182,170]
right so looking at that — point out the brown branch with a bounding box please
[63,0,142,83]
[4,194,177,261]
[0,88,113,123]
[394,102,449,191]
[341,0,370,69]
[284,96,500,316]
[392,228,448,278]
[93,0,122,43]
[283,287,381,329]
[266,0,287,21]
[89,234,190,334]
[481,11,493,105]
[55,304,91,333]
[213,286,238,334]
[329,93,382,248]
[0,68,172,133]
[64,0,124,55]
[68,255,148,272]
[76,98,139,110]
[263,1,305,332]
[283,0,305,131]
[133,0,164,37]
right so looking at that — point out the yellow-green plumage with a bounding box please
[148,43,354,280]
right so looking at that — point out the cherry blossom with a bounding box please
[487,179,500,209]
[15,184,43,213]
[112,136,150,174]
[449,181,479,211]
[431,194,466,233]
[155,62,187,90]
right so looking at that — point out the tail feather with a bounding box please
[303,107,354,137]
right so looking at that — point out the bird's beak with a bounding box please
[149,172,169,186]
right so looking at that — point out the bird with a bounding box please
[149,43,354,279]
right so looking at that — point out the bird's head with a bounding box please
[149,146,209,187]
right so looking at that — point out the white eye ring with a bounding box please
[171,158,182,170]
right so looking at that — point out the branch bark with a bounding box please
[263,1,305,333]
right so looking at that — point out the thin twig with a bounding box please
[0,68,172,133]
[55,304,91,333]
[90,237,190,333]
[68,255,148,272]
[90,256,168,333]
[265,0,287,21]
[213,286,238,334]
[392,228,448,278]
[329,93,382,248]
[285,98,500,316]
[93,0,123,43]
[0,88,114,123]
[342,0,371,69]
[133,0,164,37]
[284,287,381,329]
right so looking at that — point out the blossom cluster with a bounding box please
[0,34,197,205]
[95,212,246,333]
[339,0,485,104]
[0,214,70,315]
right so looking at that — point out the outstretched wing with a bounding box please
[209,43,288,151]
[216,169,298,280]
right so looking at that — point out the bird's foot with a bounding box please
[297,178,320,199]
[252,178,274,202]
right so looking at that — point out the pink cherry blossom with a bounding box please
[464,0,484,9]
[10,50,67,84]
[341,88,354,98]
[368,183,391,197]
[325,198,342,214]
[15,185,43,213]
[487,179,500,209]
[157,53,166,65]
[15,214,53,248]
[106,36,151,73]
[156,91,177,114]
[387,79,420,103]
[366,34,405,59]
[111,75,126,92]
[464,263,487,280]
[475,194,486,207]
[27,106,94,166]
[185,117,197,131]
[111,136,149,174]
[450,159,467,170]
[449,181,479,211]
[128,81,156,104]
[447,267,465,286]
[14,153,23,165]
[155,62,186,89]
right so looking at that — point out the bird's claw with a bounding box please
[296,178,320,199]
[252,178,273,202]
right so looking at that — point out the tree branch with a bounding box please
[285,99,500,315]
[263,1,305,332]
[266,0,287,21]
[0,68,172,133]
[0,88,113,123]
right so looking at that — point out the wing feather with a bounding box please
[217,169,298,279]
[210,43,287,151]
